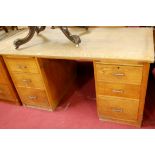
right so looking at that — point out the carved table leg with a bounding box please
[60,26,81,46]
[14,26,37,49]
[1,26,8,33]
[36,26,46,34]
[14,26,82,49]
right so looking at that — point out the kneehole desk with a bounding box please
[0,27,154,127]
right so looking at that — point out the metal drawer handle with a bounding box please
[112,108,123,113]
[28,96,37,100]
[113,73,125,76]
[22,79,32,83]
[112,89,124,93]
[18,65,27,69]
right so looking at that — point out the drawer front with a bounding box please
[17,88,50,108]
[97,82,140,99]
[95,64,143,84]
[5,57,39,73]
[0,84,15,101]
[12,73,44,89]
[97,96,139,121]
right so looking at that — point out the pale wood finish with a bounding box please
[95,63,143,84]
[97,82,141,99]
[11,73,45,89]
[37,58,77,110]
[4,57,39,73]
[0,27,153,127]
[3,56,50,109]
[97,96,139,121]
[0,59,8,84]
[17,87,49,108]
[137,63,150,125]
[94,60,150,127]
[0,84,17,101]
[0,57,20,104]
[3,56,76,110]
[95,59,144,66]
[0,28,154,63]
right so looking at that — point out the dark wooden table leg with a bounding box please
[36,26,46,34]
[14,26,82,49]
[11,26,18,30]
[14,26,37,49]
[60,26,81,46]
[2,26,8,33]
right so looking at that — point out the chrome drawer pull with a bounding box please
[113,73,125,76]
[112,89,124,93]
[112,108,123,113]
[18,65,27,69]
[22,79,32,83]
[28,96,37,100]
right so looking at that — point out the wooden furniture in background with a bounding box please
[14,26,82,49]
[3,56,76,110]
[0,26,18,33]
[0,27,154,127]
[0,26,8,33]
[0,56,20,104]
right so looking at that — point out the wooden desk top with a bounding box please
[0,27,154,62]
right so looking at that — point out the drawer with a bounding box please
[95,64,143,84]
[97,82,141,99]
[12,73,44,89]
[0,84,15,101]
[97,96,139,121]
[17,88,50,108]
[4,57,39,73]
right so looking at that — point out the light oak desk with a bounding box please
[0,27,154,127]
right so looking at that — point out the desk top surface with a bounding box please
[0,27,154,62]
